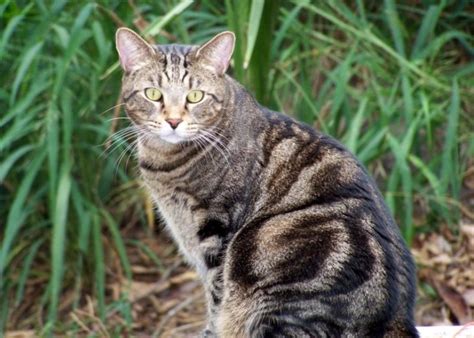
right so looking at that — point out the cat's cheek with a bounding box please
[192,107,218,125]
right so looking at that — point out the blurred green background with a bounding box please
[1,0,473,335]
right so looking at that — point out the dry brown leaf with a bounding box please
[170,271,198,285]
[461,225,474,247]
[131,265,161,274]
[433,279,472,324]
[431,254,453,265]
[5,331,36,338]
[461,225,474,237]
[128,281,160,301]
[430,235,453,255]
[462,289,474,307]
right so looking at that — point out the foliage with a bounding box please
[0,0,473,334]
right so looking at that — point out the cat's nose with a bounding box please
[166,118,183,129]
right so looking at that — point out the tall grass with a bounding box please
[1,0,473,334]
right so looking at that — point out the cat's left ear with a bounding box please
[196,31,235,76]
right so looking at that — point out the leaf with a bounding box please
[244,0,265,69]
[92,213,106,320]
[0,149,46,279]
[384,0,406,57]
[0,145,35,182]
[345,97,367,154]
[441,80,460,200]
[462,289,474,307]
[433,279,472,324]
[48,161,72,325]
[147,0,194,36]
[410,3,444,60]
[10,42,44,106]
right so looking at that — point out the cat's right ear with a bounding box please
[115,28,155,73]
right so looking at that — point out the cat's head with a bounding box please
[115,28,235,144]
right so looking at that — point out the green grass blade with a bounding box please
[46,104,60,216]
[15,238,45,305]
[300,1,449,91]
[47,161,72,327]
[102,210,132,279]
[225,0,249,81]
[277,66,325,131]
[387,134,414,244]
[357,127,388,164]
[92,213,106,320]
[148,0,194,36]
[0,278,11,335]
[271,4,303,59]
[0,149,46,280]
[9,42,44,106]
[0,146,35,181]
[127,240,165,273]
[408,154,442,198]
[384,0,406,57]
[243,0,265,69]
[344,97,368,154]
[70,183,91,253]
[410,3,443,60]
[441,80,461,207]
[0,3,33,57]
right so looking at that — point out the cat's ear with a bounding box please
[196,31,235,75]
[116,28,155,72]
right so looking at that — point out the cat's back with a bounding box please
[218,108,417,337]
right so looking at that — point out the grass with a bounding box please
[1,0,473,335]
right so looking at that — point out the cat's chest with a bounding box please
[148,185,208,274]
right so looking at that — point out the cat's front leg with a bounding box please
[196,216,231,337]
[200,260,225,337]
[198,234,226,337]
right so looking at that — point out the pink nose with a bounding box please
[166,118,183,129]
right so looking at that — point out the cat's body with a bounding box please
[116,28,418,337]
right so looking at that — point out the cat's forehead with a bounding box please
[153,44,197,59]
[145,44,212,86]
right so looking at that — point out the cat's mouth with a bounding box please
[156,124,197,144]
[140,120,200,144]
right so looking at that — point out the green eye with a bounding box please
[144,87,162,101]
[186,90,204,103]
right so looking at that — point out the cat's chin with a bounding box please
[159,133,188,144]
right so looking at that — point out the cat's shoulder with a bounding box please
[262,108,348,154]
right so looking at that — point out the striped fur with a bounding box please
[116,29,418,337]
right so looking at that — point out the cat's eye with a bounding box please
[186,90,204,103]
[144,87,162,101]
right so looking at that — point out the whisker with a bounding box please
[114,136,139,176]
[200,130,232,160]
[100,102,126,116]
[197,131,230,166]
[106,116,130,122]
[193,135,218,167]
[208,127,231,142]
[101,126,143,158]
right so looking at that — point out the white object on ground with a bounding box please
[417,325,474,338]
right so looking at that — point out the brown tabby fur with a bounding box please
[115,28,418,337]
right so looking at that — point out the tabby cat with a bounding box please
[115,27,418,337]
